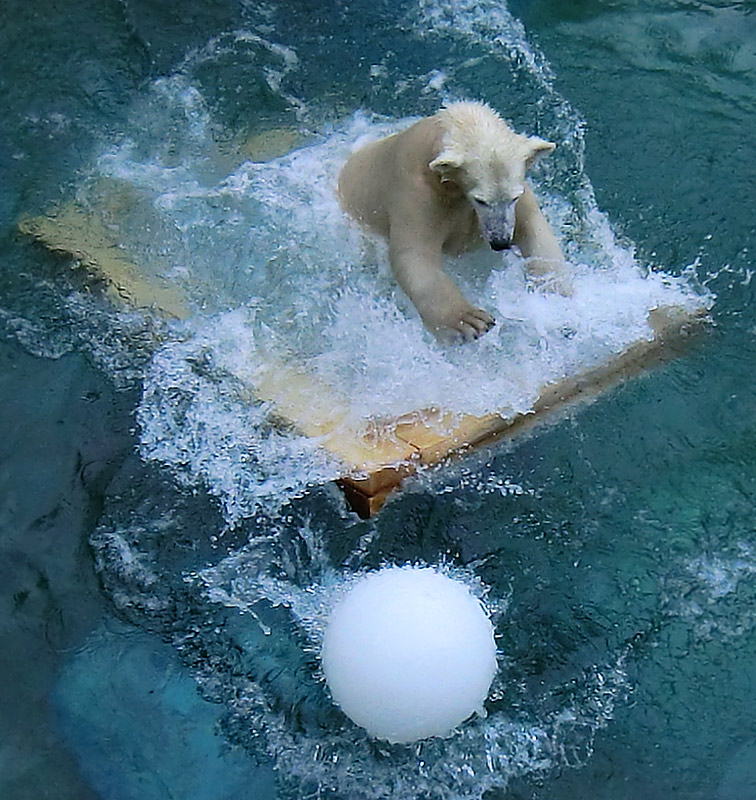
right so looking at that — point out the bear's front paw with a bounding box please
[427,304,496,342]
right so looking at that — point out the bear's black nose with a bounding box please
[489,237,511,251]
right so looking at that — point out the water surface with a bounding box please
[1,1,755,799]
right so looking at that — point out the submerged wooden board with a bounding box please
[19,196,191,322]
[19,195,708,518]
[337,305,707,517]
[18,195,420,487]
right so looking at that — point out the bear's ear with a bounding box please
[525,136,556,168]
[429,151,464,182]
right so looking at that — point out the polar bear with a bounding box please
[338,101,571,340]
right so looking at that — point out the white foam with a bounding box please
[137,309,343,521]
[666,544,756,646]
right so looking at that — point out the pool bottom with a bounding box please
[54,621,277,800]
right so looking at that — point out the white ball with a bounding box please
[321,566,497,744]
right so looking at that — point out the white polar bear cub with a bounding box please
[338,101,571,340]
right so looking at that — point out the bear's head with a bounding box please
[429,102,555,251]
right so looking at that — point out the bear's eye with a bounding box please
[473,197,489,207]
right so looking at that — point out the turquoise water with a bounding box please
[1,1,755,798]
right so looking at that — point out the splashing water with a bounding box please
[70,1,721,798]
[176,526,632,799]
[77,70,710,521]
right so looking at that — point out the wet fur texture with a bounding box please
[338,102,571,340]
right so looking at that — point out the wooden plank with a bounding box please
[19,193,709,519]
[337,479,399,519]
[346,304,707,516]
[391,305,705,469]
[19,196,191,321]
[19,200,418,483]
[238,127,304,162]
[236,355,420,473]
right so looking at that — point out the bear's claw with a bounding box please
[455,307,496,342]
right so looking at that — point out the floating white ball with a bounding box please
[321,566,497,744]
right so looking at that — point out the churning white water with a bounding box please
[72,77,710,522]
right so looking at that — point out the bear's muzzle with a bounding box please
[475,198,518,253]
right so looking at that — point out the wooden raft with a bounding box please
[19,190,708,518]
[336,304,705,516]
